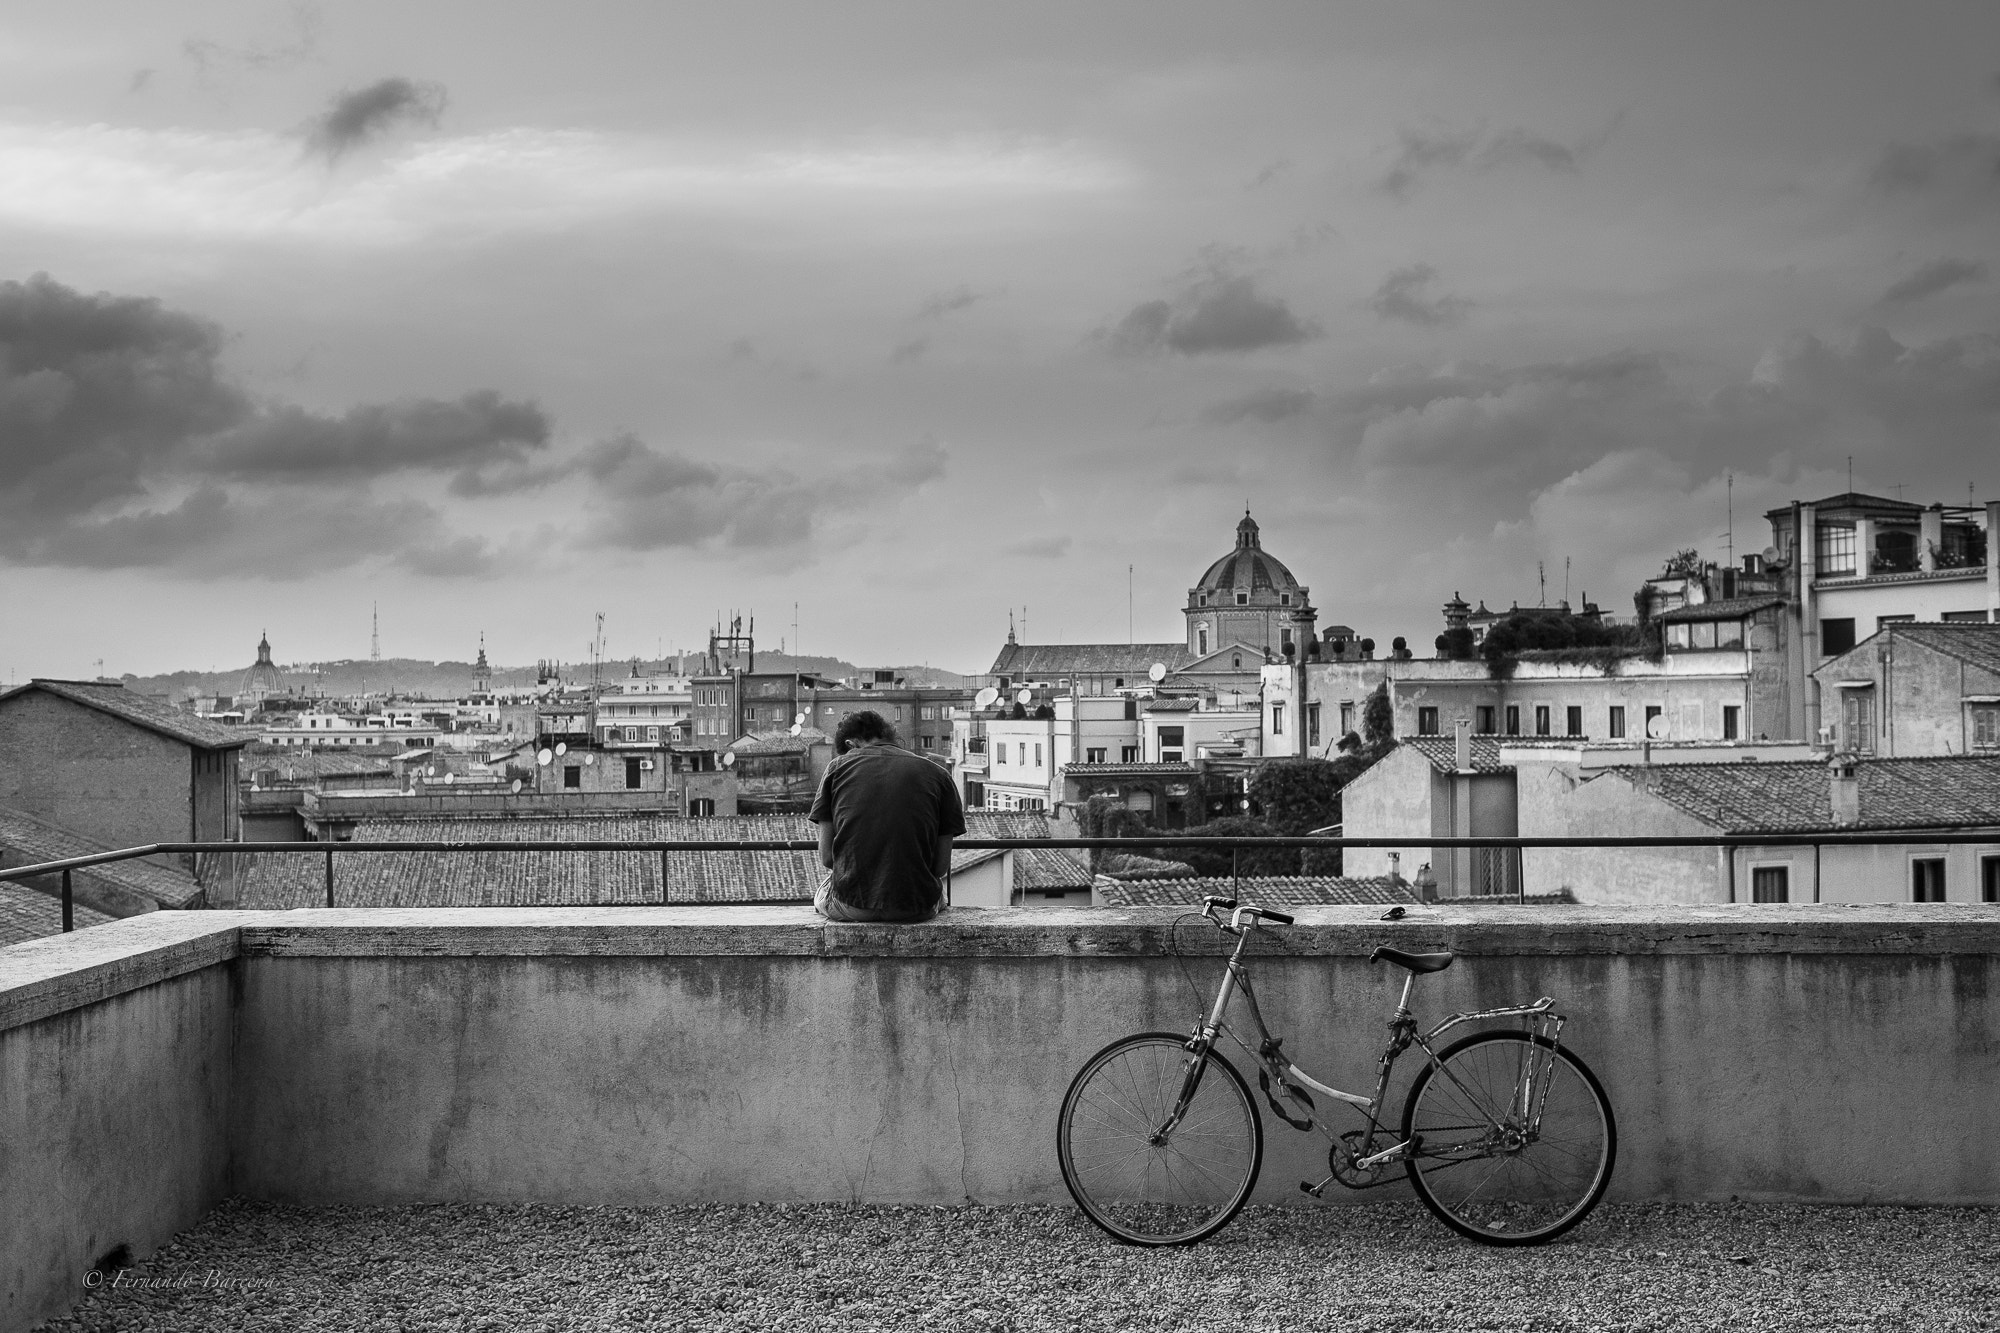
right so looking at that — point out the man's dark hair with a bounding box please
[834,710,898,754]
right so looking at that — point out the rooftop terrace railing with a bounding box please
[5,830,2000,930]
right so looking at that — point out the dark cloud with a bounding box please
[1367,264,1472,327]
[1108,274,1318,356]
[1201,386,1317,425]
[1380,124,1583,198]
[306,77,447,161]
[891,337,928,363]
[1869,133,2000,198]
[1877,258,1988,307]
[183,4,321,80]
[916,286,984,320]
[127,69,154,93]
[204,391,550,485]
[1246,159,1292,190]
[0,274,545,578]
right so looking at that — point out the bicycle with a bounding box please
[1056,897,1616,1247]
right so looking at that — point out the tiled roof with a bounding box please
[0,805,204,908]
[1400,737,1510,774]
[1095,852,1198,879]
[727,728,831,754]
[1061,762,1198,778]
[1,680,250,749]
[1615,755,2000,833]
[0,883,114,947]
[1881,623,2000,677]
[1141,697,1203,712]
[242,748,398,777]
[1658,596,1786,623]
[988,643,1192,678]
[1096,876,1418,908]
[238,814,823,907]
[1012,846,1092,889]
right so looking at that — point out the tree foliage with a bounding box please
[1362,683,1394,748]
[1435,625,1476,660]
[1478,611,1651,679]
[1147,816,1296,877]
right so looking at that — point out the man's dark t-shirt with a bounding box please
[808,746,967,920]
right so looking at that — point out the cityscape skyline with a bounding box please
[4,3,1999,680]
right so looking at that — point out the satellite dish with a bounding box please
[510,779,522,794]
[1148,662,1168,683]
[1761,547,1781,565]
[795,712,807,725]
[974,687,999,709]
[1016,688,1033,705]
[443,773,455,785]
[720,750,736,767]
[555,741,568,757]
[1646,714,1670,740]
[790,723,803,736]
[583,752,595,765]
[536,748,553,766]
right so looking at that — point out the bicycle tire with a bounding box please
[1057,1031,1263,1246]
[1401,1030,1615,1246]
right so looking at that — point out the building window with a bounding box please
[626,758,642,789]
[1912,858,1946,903]
[1197,626,1209,655]
[1970,704,2000,749]
[1840,689,1875,754]
[1821,618,1857,657]
[1690,621,1717,650]
[646,727,660,741]
[563,766,581,789]
[1534,706,1551,737]
[1983,855,2000,903]
[688,798,715,817]
[1121,745,1139,762]
[1033,743,1042,767]
[1722,705,1740,740]
[1271,705,1284,736]
[1566,706,1583,737]
[1417,707,1439,736]
[1158,726,1185,763]
[1307,702,1321,747]
[1644,705,1662,738]
[1340,703,1355,736]
[1505,705,1520,736]
[1666,623,1691,650]
[1716,619,1744,649]
[1281,627,1293,651]
[1815,522,1856,577]
[1280,593,1291,606]
[1087,747,1106,763]
[1751,865,1789,903]
[1197,593,1208,607]
[1476,706,1496,735]
[1236,593,1248,605]
[624,727,638,742]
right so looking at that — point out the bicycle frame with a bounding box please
[1172,907,1566,1187]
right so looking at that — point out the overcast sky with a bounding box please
[4,1,1999,681]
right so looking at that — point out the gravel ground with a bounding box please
[35,1199,2000,1333]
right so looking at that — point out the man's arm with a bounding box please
[817,821,835,870]
[933,835,953,879]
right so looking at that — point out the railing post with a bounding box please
[325,847,335,909]
[1232,844,1240,898]
[661,848,669,905]
[61,867,73,933]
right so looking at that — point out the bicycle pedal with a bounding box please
[1299,1179,1327,1199]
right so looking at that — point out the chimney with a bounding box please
[1454,716,1472,772]
[1829,755,1860,827]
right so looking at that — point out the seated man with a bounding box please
[808,710,965,922]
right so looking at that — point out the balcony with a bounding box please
[6,842,2000,1329]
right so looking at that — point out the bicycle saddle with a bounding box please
[1369,946,1454,974]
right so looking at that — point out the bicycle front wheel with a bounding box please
[1057,1032,1263,1246]
[1402,1031,1615,1246]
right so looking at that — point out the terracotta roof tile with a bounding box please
[1612,755,2000,833]
[0,883,114,947]
[0,805,204,908]
[987,643,1193,678]
[3,680,249,749]
[1095,875,1418,908]
[1881,623,2000,677]
[1658,595,1786,623]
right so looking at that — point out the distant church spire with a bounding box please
[1006,610,1017,645]
[1236,508,1261,550]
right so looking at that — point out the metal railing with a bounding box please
[5,829,2000,931]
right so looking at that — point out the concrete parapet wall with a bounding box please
[6,904,2000,1328]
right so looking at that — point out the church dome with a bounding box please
[239,631,284,700]
[1193,511,1302,600]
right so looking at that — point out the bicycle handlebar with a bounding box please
[1204,897,1294,929]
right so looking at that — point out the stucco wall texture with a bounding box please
[9,906,2000,1331]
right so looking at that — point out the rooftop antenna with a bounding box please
[1128,564,1134,645]
[1847,455,1853,493]
[1537,561,1546,607]
[371,603,380,662]
[1563,557,1571,605]
[1725,472,1735,568]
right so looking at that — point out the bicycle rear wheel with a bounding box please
[1057,1032,1263,1246]
[1402,1031,1615,1245]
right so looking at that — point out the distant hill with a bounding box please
[120,652,976,702]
